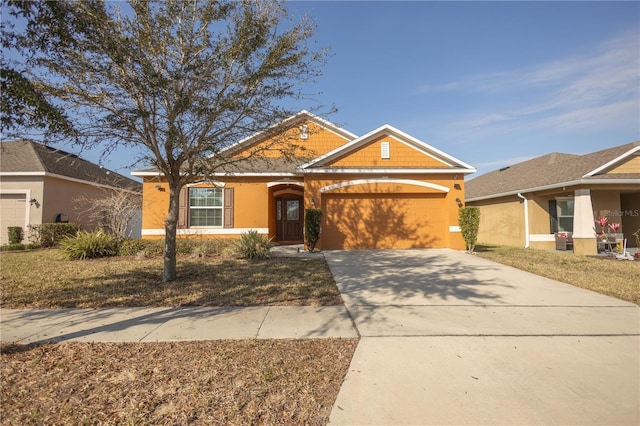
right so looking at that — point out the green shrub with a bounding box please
[118,238,153,256]
[304,208,323,252]
[29,223,81,247]
[59,229,120,260]
[7,227,23,244]
[118,238,233,258]
[0,243,26,251]
[458,206,481,253]
[232,230,272,259]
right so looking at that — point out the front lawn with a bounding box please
[476,245,640,305]
[0,249,342,308]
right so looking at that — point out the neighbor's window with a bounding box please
[189,188,223,227]
[557,199,574,233]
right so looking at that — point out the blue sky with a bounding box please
[49,1,640,178]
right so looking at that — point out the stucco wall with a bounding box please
[471,196,525,247]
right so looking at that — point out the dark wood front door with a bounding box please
[276,197,303,242]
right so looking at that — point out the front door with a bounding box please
[276,197,303,242]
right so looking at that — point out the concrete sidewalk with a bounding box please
[0,306,358,345]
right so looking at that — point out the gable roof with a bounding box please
[299,124,476,174]
[132,112,476,177]
[0,140,141,192]
[466,141,640,201]
[220,110,358,157]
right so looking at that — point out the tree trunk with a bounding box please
[163,182,181,282]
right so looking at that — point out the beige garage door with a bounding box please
[1,194,27,245]
[322,193,446,250]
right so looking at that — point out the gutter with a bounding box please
[517,193,530,249]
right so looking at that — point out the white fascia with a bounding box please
[131,170,163,177]
[466,178,640,202]
[583,146,640,177]
[266,179,304,188]
[301,167,475,175]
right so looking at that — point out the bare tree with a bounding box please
[75,190,141,240]
[9,0,328,281]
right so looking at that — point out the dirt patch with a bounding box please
[1,339,358,425]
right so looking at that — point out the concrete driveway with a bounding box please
[325,249,639,425]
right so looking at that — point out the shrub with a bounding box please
[7,227,23,244]
[232,230,272,259]
[29,223,81,247]
[304,208,323,252]
[0,243,26,251]
[59,229,120,260]
[459,206,481,253]
[118,238,153,256]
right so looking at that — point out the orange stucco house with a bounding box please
[132,111,476,250]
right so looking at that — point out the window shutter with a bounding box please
[223,187,234,228]
[178,187,188,229]
[548,200,558,234]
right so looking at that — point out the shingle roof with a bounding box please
[465,141,640,200]
[0,140,141,192]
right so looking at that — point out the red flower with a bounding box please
[596,216,608,228]
[609,223,620,232]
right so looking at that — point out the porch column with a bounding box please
[573,189,597,255]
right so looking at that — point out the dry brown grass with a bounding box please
[476,245,640,305]
[1,339,358,425]
[0,249,342,308]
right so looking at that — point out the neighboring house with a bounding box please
[0,140,142,245]
[133,111,476,250]
[465,142,640,255]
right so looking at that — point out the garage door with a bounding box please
[322,193,446,250]
[0,194,27,245]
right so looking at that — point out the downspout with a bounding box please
[517,193,530,248]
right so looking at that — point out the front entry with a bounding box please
[275,197,303,242]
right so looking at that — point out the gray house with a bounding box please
[0,140,142,245]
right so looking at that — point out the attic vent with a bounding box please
[381,142,390,159]
[299,124,309,140]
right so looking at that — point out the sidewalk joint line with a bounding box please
[255,307,271,339]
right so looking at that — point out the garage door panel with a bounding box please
[1,194,27,245]
[322,193,446,250]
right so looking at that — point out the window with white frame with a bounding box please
[189,188,223,227]
[556,198,574,233]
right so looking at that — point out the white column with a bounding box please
[573,189,595,238]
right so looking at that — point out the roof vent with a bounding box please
[381,142,390,159]
[299,124,308,140]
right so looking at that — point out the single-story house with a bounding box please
[465,142,640,255]
[133,111,476,250]
[0,140,142,245]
